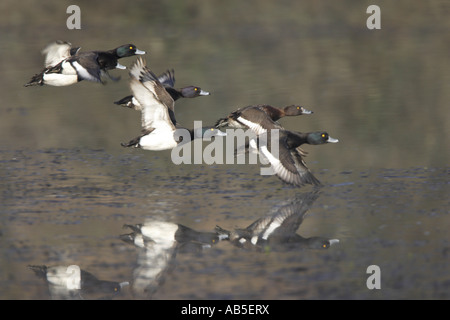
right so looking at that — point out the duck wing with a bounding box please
[42,41,79,68]
[129,57,176,131]
[260,134,321,187]
[289,148,321,186]
[217,106,282,132]
[67,52,103,83]
[157,69,176,88]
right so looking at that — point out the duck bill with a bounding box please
[327,136,339,143]
[216,129,227,136]
[328,239,340,246]
[199,90,210,96]
[301,107,313,114]
[116,63,127,70]
[135,49,146,55]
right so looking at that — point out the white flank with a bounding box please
[43,73,78,86]
[71,61,99,82]
[139,127,178,151]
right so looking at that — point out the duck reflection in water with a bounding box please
[28,264,129,300]
[216,191,339,252]
[120,220,225,298]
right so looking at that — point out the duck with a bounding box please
[120,221,179,298]
[120,57,225,151]
[121,125,226,149]
[121,220,225,252]
[215,192,339,251]
[28,264,129,299]
[219,104,337,187]
[255,129,339,187]
[120,220,224,298]
[114,69,210,110]
[25,41,146,87]
[215,104,313,133]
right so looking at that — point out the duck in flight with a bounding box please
[114,69,210,110]
[121,57,225,151]
[215,104,313,133]
[257,129,339,187]
[215,104,337,187]
[25,40,146,87]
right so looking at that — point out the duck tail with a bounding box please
[119,232,136,245]
[24,71,45,87]
[214,117,229,128]
[121,136,141,148]
[114,95,134,108]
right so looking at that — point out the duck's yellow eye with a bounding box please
[321,133,326,138]
[129,46,133,50]
[194,87,198,91]
[322,244,327,248]
[297,106,300,109]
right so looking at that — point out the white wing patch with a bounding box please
[259,145,300,186]
[236,116,267,135]
[138,127,178,150]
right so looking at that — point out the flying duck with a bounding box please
[25,41,146,87]
[218,104,337,187]
[120,57,225,151]
[215,104,313,132]
[114,69,210,110]
[255,129,339,187]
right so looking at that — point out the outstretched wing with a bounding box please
[129,57,176,131]
[42,41,77,68]
[157,69,176,88]
[259,132,321,187]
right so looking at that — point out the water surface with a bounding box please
[0,1,449,300]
